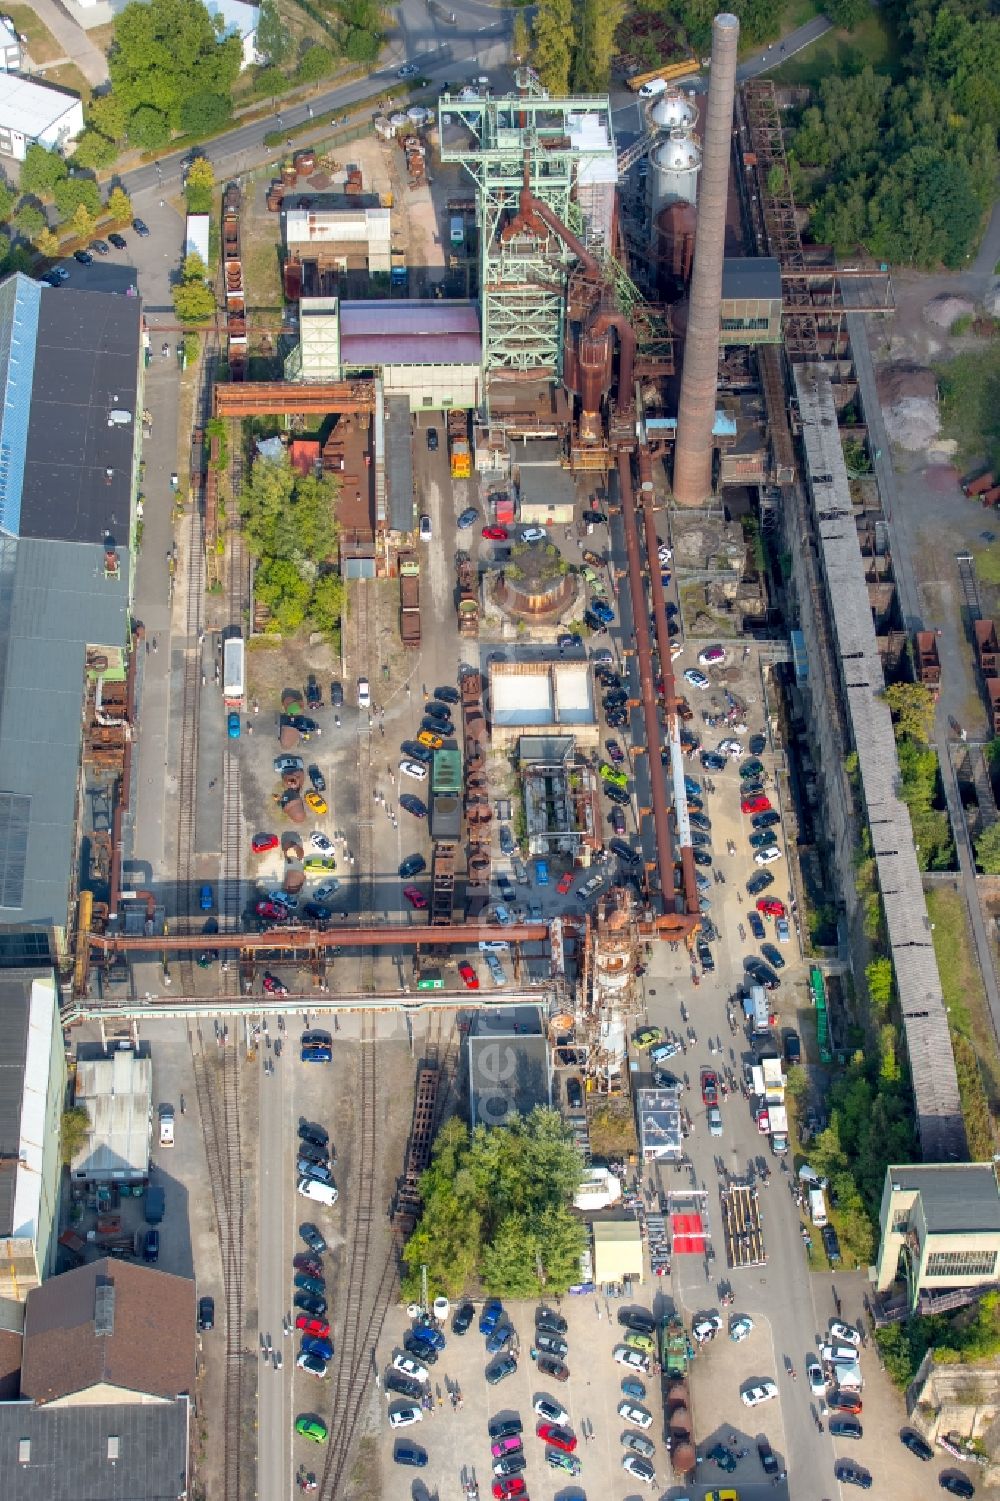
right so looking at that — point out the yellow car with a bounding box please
[417,730,443,750]
[303,856,335,873]
[304,790,328,815]
[706,1492,739,1501]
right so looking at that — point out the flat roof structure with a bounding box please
[340,301,481,367]
[592,1217,644,1284]
[0,75,82,145]
[722,256,781,301]
[384,394,414,534]
[637,1086,684,1161]
[0,1397,190,1501]
[876,1163,1000,1306]
[885,1163,1000,1234]
[489,662,596,739]
[70,1050,152,1182]
[794,363,966,1163]
[468,1032,551,1129]
[0,969,61,1293]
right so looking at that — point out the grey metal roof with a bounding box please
[384,395,414,533]
[468,1033,551,1127]
[0,538,129,925]
[0,1397,190,1500]
[889,1163,1000,1233]
[0,968,34,1236]
[722,257,781,302]
[794,364,967,1163]
[21,286,141,545]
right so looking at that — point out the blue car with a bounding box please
[302,1335,334,1361]
[591,600,615,624]
[199,884,214,911]
[227,711,241,738]
[485,1322,512,1355]
[479,1300,503,1335]
[684,776,702,797]
[301,1046,332,1063]
[411,1320,445,1350]
[535,860,549,886]
[748,911,766,940]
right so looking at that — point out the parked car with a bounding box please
[901,1431,934,1462]
[741,1380,779,1407]
[939,1476,975,1498]
[458,508,478,529]
[836,1463,873,1490]
[485,1355,518,1385]
[830,1417,863,1440]
[197,1296,215,1332]
[746,870,775,897]
[621,1454,656,1486]
[452,1302,475,1335]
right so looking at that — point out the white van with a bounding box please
[639,77,668,98]
[808,1186,828,1227]
[297,1176,339,1206]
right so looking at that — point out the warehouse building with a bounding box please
[283,193,392,281]
[70,1050,152,1186]
[488,662,597,750]
[0,75,83,162]
[875,1163,1000,1311]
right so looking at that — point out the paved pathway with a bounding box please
[30,0,108,86]
[847,304,1000,1049]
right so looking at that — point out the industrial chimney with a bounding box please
[672,12,740,506]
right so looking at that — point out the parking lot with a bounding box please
[376,1292,671,1501]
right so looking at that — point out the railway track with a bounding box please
[317,1016,398,1500]
[350,583,376,991]
[192,1026,249,1501]
[220,423,248,984]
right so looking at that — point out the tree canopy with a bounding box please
[240,452,343,639]
[109,0,241,141]
[172,252,217,323]
[402,1109,586,1301]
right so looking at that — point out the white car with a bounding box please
[741,1379,779,1407]
[158,1105,175,1147]
[266,890,298,909]
[830,1321,862,1348]
[649,1041,681,1064]
[388,1405,423,1428]
[400,760,428,782]
[683,668,710,690]
[314,881,340,901]
[658,545,672,563]
[617,1400,652,1430]
[533,1395,569,1426]
[521,527,547,542]
[718,739,743,758]
[729,720,749,734]
[419,514,432,541]
[613,1344,650,1372]
[622,1454,656,1487]
[310,832,334,854]
[358,677,371,710]
[754,846,783,866]
[698,645,726,666]
[807,1355,826,1395]
[693,1313,721,1344]
[670,641,684,660]
[729,1315,753,1342]
[392,1353,429,1383]
[821,1343,859,1366]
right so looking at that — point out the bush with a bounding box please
[129,105,170,150]
[250,65,288,99]
[295,43,335,83]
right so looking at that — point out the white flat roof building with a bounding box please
[0,75,84,162]
[71,1049,152,1183]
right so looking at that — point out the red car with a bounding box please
[293,1255,324,1277]
[483,525,508,541]
[403,886,428,910]
[606,738,625,765]
[263,973,288,995]
[556,872,573,895]
[492,1480,526,1500]
[757,897,786,918]
[458,961,479,990]
[255,899,289,921]
[741,795,772,815]
[700,1069,718,1107]
[252,832,279,853]
[295,1314,330,1338]
[536,1421,577,1452]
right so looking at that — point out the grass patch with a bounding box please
[925,884,1000,1159]
[8,3,62,64]
[85,22,116,53]
[937,344,1000,472]
[242,236,283,310]
[974,545,1000,587]
[770,13,902,87]
[41,62,91,102]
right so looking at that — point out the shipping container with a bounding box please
[223,637,245,706]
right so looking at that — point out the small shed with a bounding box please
[71,1049,152,1183]
[592,1217,644,1286]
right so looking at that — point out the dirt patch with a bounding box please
[923,463,960,493]
[876,361,940,452]
[924,294,974,330]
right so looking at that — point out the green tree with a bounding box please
[20,144,69,198]
[827,0,870,27]
[14,202,46,238]
[181,90,231,137]
[512,10,530,62]
[0,242,33,275]
[72,129,119,171]
[343,29,379,64]
[296,43,335,82]
[0,179,16,224]
[53,176,102,219]
[173,276,217,322]
[309,572,345,639]
[107,186,133,224]
[184,153,215,212]
[129,103,171,149]
[69,202,97,240]
[533,0,573,95]
[866,955,894,1019]
[256,0,290,65]
[572,0,625,93]
[89,91,130,144]
[110,0,241,133]
[34,226,60,256]
[884,681,937,743]
[975,821,1000,873]
[61,1104,90,1165]
[255,557,312,633]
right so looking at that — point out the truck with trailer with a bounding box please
[222,636,245,708]
[448,409,471,478]
[399,552,421,647]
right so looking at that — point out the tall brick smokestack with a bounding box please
[672,12,740,506]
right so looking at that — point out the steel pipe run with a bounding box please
[89,921,550,957]
[639,447,700,911]
[616,451,700,936]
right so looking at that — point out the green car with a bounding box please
[633,1028,662,1050]
[303,856,336,873]
[295,1417,328,1443]
[625,1330,655,1354]
[545,1450,582,1475]
[600,762,628,789]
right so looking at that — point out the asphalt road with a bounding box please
[122,0,511,200]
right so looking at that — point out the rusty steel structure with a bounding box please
[673,12,740,505]
[213,381,376,418]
